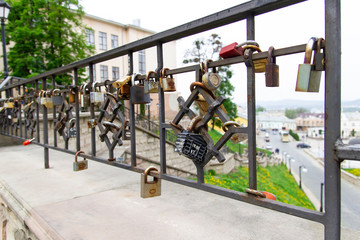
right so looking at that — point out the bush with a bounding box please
[289,129,300,141]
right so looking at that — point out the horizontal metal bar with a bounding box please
[335,140,360,161]
[1,0,307,90]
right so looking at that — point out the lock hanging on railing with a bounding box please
[90,82,105,104]
[265,46,279,87]
[140,166,161,198]
[80,83,90,108]
[51,89,63,106]
[5,98,14,108]
[144,71,158,93]
[87,119,97,129]
[113,75,131,100]
[222,121,247,144]
[243,43,268,73]
[201,60,222,91]
[130,73,151,104]
[295,37,322,92]
[174,130,207,163]
[122,120,131,140]
[160,68,176,92]
[68,118,77,138]
[219,40,259,59]
[68,86,79,104]
[73,150,88,171]
[314,38,325,71]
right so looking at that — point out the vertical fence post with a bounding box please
[23,84,27,140]
[35,80,40,143]
[89,63,96,156]
[246,14,257,190]
[324,0,341,239]
[42,78,50,169]
[52,75,57,147]
[128,52,136,167]
[18,86,22,138]
[74,68,81,152]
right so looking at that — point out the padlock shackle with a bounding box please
[131,73,140,86]
[189,82,215,98]
[105,92,117,101]
[187,115,203,132]
[222,121,241,132]
[316,38,324,53]
[75,150,85,163]
[52,89,60,97]
[237,40,259,48]
[68,118,76,127]
[304,37,317,64]
[144,166,160,183]
[242,45,262,53]
[146,71,156,82]
[161,68,170,78]
[267,46,275,63]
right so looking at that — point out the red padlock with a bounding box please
[23,138,35,146]
[219,42,243,59]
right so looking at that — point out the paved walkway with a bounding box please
[0,138,329,240]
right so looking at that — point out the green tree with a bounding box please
[5,0,94,84]
[256,106,266,112]
[285,107,308,119]
[183,34,237,126]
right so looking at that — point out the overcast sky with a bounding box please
[80,0,359,105]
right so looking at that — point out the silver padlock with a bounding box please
[73,150,88,171]
[68,118,77,138]
[160,68,176,92]
[90,82,105,104]
[296,37,322,92]
[130,73,151,104]
[52,89,63,106]
[141,166,161,198]
[81,83,90,108]
[201,60,222,91]
[144,71,158,93]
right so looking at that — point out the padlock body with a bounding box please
[144,80,158,94]
[6,102,14,108]
[90,92,105,103]
[161,77,176,92]
[253,58,268,73]
[130,86,151,104]
[68,128,77,138]
[52,96,63,106]
[122,121,131,140]
[141,174,161,198]
[73,160,88,171]
[202,73,221,90]
[81,94,90,108]
[265,63,279,87]
[219,42,243,59]
[296,64,321,92]
[44,98,53,108]
[315,52,325,71]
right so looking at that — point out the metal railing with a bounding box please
[0,1,349,239]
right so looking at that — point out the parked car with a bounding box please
[266,144,273,150]
[297,143,311,148]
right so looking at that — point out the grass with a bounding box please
[204,164,316,210]
[343,168,360,177]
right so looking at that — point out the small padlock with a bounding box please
[243,44,268,73]
[144,71,158,94]
[140,166,161,198]
[39,91,47,105]
[73,150,88,171]
[219,41,259,59]
[130,73,151,104]
[80,83,90,108]
[113,75,131,100]
[122,120,131,140]
[265,46,279,87]
[222,121,248,144]
[160,68,176,92]
[314,38,325,71]
[296,37,322,92]
[68,86,79,104]
[68,118,77,138]
[90,82,105,104]
[44,91,53,108]
[52,89,63,106]
[201,60,222,91]
[87,119,97,129]
[174,130,207,163]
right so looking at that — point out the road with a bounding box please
[262,132,360,233]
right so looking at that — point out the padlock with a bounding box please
[68,118,77,138]
[243,45,268,73]
[7,98,15,108]
[314,38,325,71]
[174,130,207,163]
[201,60,222,91]
[80,83,90,108]
[144,71,158,94]
[265,46,279,87]
[39,91,47,105]
[130,73,151,104]
[90,83,105,104]
[52,89,63,106]
[295,37,322,92]
[113,75,131,100]
[160,68,176,92]
[222,121,247,143]
[122,120,131,140]
[73,150,88,171]
[44,91,53,108]
[87,119,97,129]
[140,166,161,198]
[68,87,79,104]
[219,40,259,59]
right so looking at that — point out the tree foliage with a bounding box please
[256,106,266,112]
[285,107,308,119]
[5,0,94,84]
[183,34,237,125]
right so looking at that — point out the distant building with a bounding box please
[256,112,296,130]
[296,113,324,131]
[341,112,360,137]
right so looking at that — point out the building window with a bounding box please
[85,29,95,46]
[99,32,107,50]
[100,65,108,82]
[111,34,119,49]
[112,67,119,80]
[139,50,146,74]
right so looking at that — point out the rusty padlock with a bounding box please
[87,119,97,129]
[265,46,279,87]
[201,60,222,91]
[160,68,176,92]
[144,71,158,93]
[68,86,79,104]
[130,73,151,104]
[73,150,88,171]
[140,166,161,198]
[243,44,268,73]
[314,38,325,71]
[295,37,322,92]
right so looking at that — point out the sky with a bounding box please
[80,0,360,105]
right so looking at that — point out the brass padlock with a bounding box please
[201,60,222,91]
[73,150,88,171]
[144,71,158,93]
[243,44,268,73]
[5,98,14,108]
[265,46,279,87]
[222,121,247,143]
[113,75,131,100]
[160,68,176,92]
[87,119,97,129]
[68,87,79,104]
[44,91,53,108]
[130,73,151,104]
[80,83,90,108]
[296,37,322,92]
[52,89,63,106]
[140,166,161,198]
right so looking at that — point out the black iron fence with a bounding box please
[0,1,353,239]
